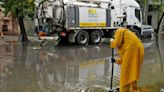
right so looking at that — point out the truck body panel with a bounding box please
[66,6,111,29]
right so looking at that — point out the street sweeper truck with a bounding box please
[34,0,142,45]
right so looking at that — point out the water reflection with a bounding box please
[0,44,15,92]
[0,35,164,92]
[139,34,164,92]
[155,34,163,71]
[33,46,120,92]
[0,42,120,92]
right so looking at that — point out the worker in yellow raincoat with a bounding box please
[110,28,144,92]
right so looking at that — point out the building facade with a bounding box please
[137,0,164,31]
[0,7,20,35]
[148,0,164,31]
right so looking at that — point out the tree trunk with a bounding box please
[143,0,149,24]
[18,17,28,42]
[155,12,164,33]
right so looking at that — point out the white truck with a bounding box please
[34,0,142,45]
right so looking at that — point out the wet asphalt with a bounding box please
[0,33,164,92]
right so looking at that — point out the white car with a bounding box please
[141,25,154,40]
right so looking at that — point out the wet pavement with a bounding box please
[0,34,164,92]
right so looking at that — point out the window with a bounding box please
[148,15,152,25]
[148,5,158,12]
[135,9,141,22]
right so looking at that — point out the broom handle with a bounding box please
[110,48,114,89]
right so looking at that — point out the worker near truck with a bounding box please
[109,28,144,92]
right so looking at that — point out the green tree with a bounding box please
[0,0,35,42]
[139,0,164,33]
[142,0,149,24]
[155,0,164,33]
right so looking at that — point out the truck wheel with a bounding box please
[76,31,89,45]
[90,30,102,44]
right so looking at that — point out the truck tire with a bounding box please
[76,31,89,45]
[90,30,102,44]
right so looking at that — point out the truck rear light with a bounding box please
[60,32,66,37]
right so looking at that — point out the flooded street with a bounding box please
[0,34,164,92]
[139,34,164,92]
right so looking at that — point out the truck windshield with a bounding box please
[135,9,141,22]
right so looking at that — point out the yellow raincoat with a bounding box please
[110,28,144,92]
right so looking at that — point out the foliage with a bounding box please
[0,0,35,42]
[160,0,164,12]
[0,0,35,18]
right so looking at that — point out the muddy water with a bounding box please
[0,34,164,92]
[0,43,120,92]
[139,34,164,92]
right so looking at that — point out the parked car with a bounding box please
[141,25,154,40]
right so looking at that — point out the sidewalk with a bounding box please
[159,31,164,34]
[0,35,59,45]
[0,35,37,45]
[0,35,19,45]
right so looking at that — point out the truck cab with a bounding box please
[110,0,142,33]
